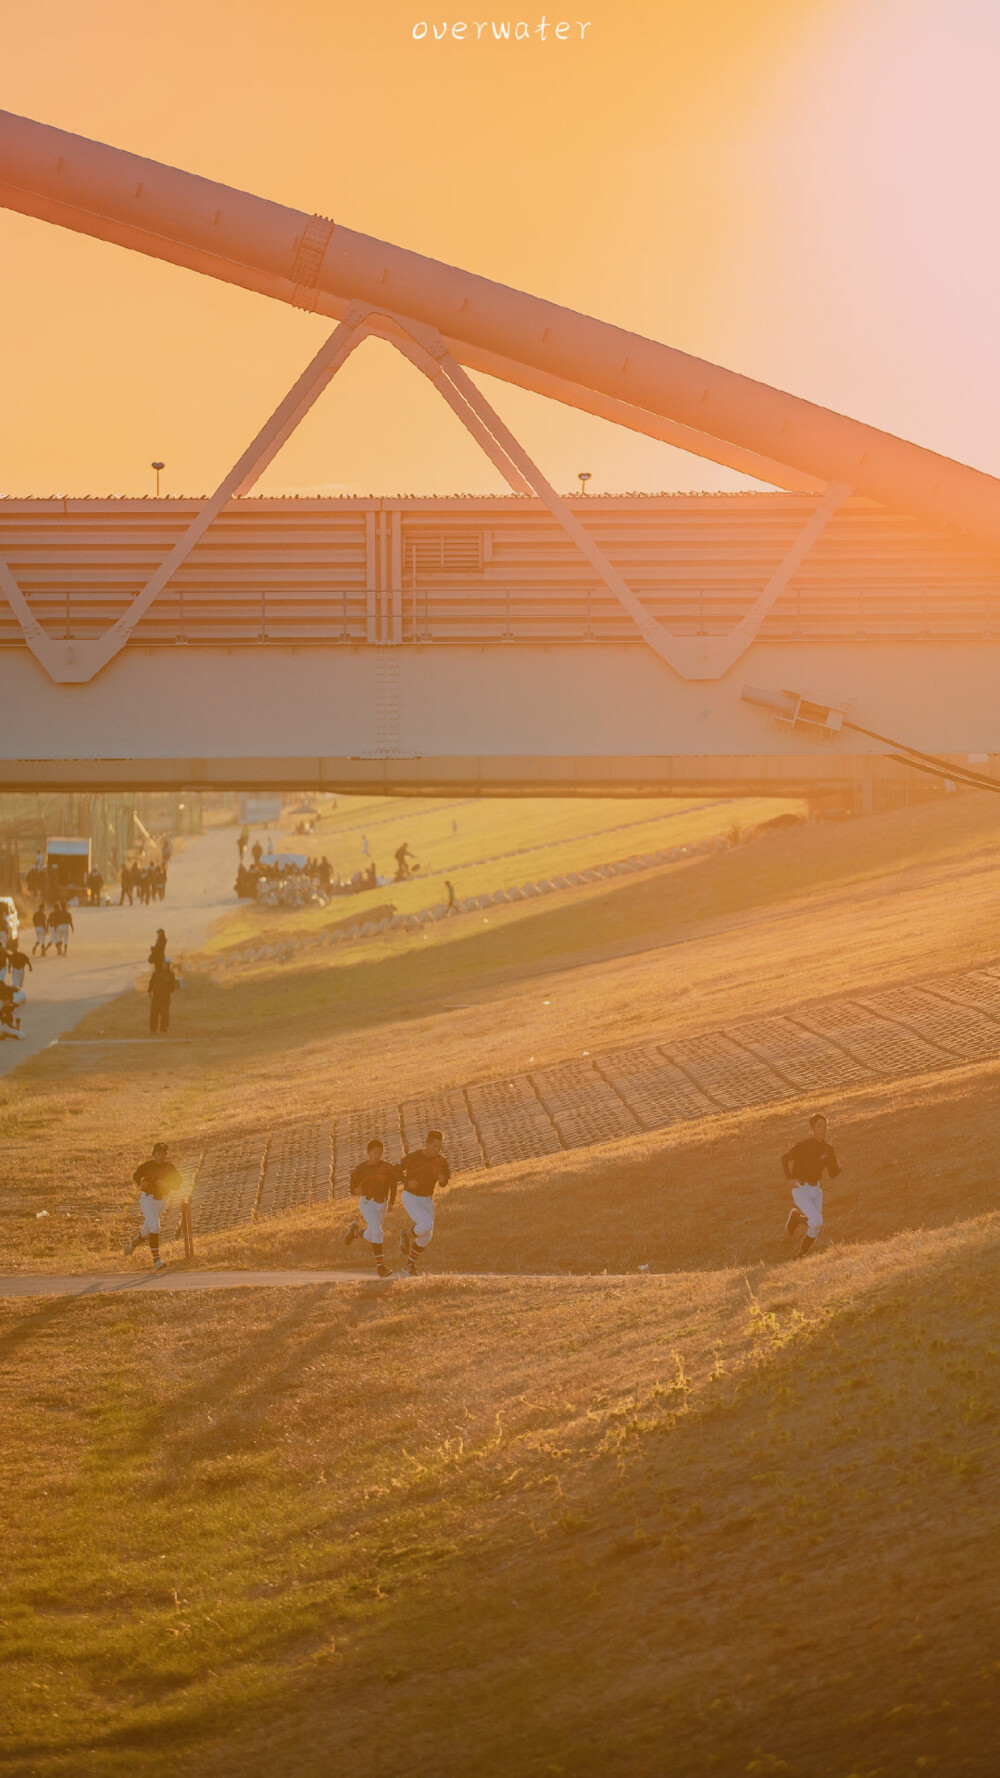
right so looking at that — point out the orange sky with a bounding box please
[1,0,998,498]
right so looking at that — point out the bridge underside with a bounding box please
[2,636,996,801]
[0,751,923,800]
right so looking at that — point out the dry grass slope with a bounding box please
[4,790,1000,1772]
[1,1218,997,1776]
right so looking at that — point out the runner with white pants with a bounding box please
[781,1113,841,1258]
[344,1139,400,1278]
[124,1142,183,1270]
[398,1130,451,1275]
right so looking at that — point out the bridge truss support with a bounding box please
[0,300,854,687]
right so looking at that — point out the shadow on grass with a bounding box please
[122,1283,396,1475]
[0,1291,83,1359]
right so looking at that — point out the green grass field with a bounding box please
[211,791,800,949]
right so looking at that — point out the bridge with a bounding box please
[2,109,999,798]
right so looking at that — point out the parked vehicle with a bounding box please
[0,896,18,943]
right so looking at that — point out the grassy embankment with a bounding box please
[2,788,1000,1277]
[3,790,1000,1772]
[2,1217,998,1776]
[210,790,796,952]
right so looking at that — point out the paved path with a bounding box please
[0,827,239,1076]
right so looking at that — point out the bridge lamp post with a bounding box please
[151,461,165,496]
[577,471,591,495]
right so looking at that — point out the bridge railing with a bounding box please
[4,576,1000,648]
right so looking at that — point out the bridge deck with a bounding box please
[3,492,998,650]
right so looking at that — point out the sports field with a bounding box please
[2,788,1000,1775]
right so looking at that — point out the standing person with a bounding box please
[147,961,177,1036]
[119,864,134,906]
[237,827,249,862]
[123,1141,182,1271]
[398,1130,451,1275]
[781,1113,841,1258]
[149,928,167,968]
[53,901,73,957]
[31,904,48,956]
[7,943,32,993]
[251,839,263,867]
[344,1138,400,1278]
[393,841,411,880]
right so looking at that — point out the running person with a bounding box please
[123,1141,182,1270]
[398,1130,450,1274]
[781,1113,841,1258]
[31,905,48,955]
[344,1138,400,1278]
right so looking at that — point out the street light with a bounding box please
[577,472,591,495]
[151,461,165,496]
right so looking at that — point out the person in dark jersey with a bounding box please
[6,943,32,992]
[148,961,177,1035]
[344,1138,400,1277]
[124,1142,183,1270]
[31,905,49,955]
[398,1130,451,1275]
[52,901,73,956]
[781,1113,841,1257]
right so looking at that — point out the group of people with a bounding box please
[344,1132,451,1276]
[1,899,76,1040]
[234,842,383,905]
[119,858,169,905]
[0,904,33,1041]
[30,902,75,957]
[123,1128,454,1276]
[121,1113,843,1276]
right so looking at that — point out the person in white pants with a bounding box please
[344,1139,400,1278]
[781,1113,841,1257]
[124,1142,182,1270]
[398,1130,451,1274]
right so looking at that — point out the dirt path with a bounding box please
[0,1268,577,1298]
[0,827,239,1077]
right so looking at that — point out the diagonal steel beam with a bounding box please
[390,337,534,496]
[659,479,853,678]
[4,310,372,683]
[1,294,852,685]
[382,313,852,679]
